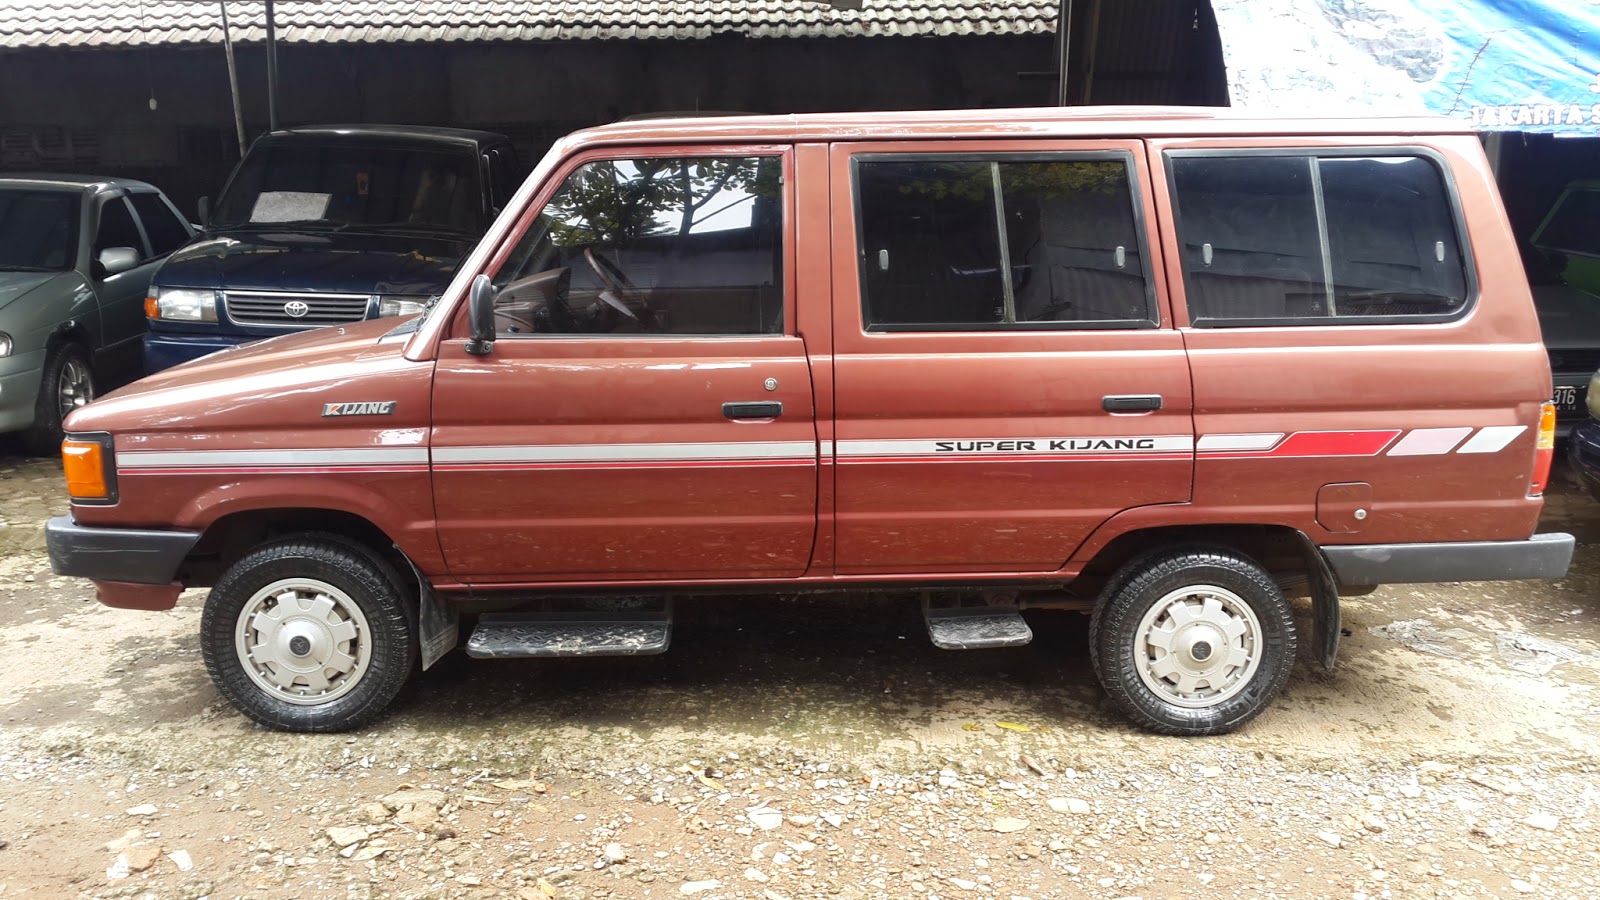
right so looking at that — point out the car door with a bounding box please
[89,193,157,360]
[430,146,820,583]
[828,140,1194,575]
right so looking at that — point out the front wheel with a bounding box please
[23,343,94,456]
[1090,547,1296,736]
[200,535,416,732]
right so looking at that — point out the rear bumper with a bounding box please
[46,515,199,584]
[1321,533,1575,586]
[142,332,250,374]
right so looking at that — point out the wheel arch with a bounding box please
[179,506,418,590]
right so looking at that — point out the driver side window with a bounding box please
[491,154,783,336]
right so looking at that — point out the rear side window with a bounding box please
[855,155,1153,330]
[1170,153,1469,324]
[1535,189,1600,257]
[95,197,146,259]
[129,193,190,257]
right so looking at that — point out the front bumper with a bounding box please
[1322,533,1575,586]
[46,516,200,610]
[0,348,47,433]
[142,332,251,374]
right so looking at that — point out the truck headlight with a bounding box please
[0,332,11,358]
[145,288,217,322]
[377,296,429,318]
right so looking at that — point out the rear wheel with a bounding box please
[23,343,94,456]
[1089,546,1296,736]
[200,535,415,732]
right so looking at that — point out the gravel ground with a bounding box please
[1,450,1598,899]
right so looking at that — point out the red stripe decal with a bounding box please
[838,453,1194,464]
[122,465,431,476]
[1201,430,1401,459]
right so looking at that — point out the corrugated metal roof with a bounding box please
[0,1,1059,49]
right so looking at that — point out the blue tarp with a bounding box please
[1213,0,1600,135]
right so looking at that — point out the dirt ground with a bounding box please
[1,450,1598,899]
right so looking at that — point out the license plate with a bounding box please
[1554,385,1583,412]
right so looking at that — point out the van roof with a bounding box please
[569,105,1476,146]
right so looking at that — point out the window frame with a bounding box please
[477,144,794,341]
[93,194,152,263]
[1164,145,1478,329]
[126,190,193,259]
[850,149,1160,334]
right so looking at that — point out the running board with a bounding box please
[924,606,1033,650]
[466,612,671,659]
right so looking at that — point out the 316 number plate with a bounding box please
[1553,385,1582,412]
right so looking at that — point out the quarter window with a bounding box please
[855,156,1152,330]
[491,155,783,336]
[128,193,190,257]
[1171,154,1468,324]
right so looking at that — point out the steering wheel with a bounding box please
[584,247,649,324]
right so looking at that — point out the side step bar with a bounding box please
[924,599,1033,650]
[466,611,671,659]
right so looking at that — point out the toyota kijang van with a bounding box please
[46,108,1573,736]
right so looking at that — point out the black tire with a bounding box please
[200,534,416,732]
[1089,546,1296,736]
[23,342,94,456]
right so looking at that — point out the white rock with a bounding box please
[1399,785,1423,799]
[326,826,368,848]
[604,842,628,863]
[167,849,193,872]
[1199,766,1222,778]
[1524,813,1559,831]
[744,867,769,883]
[993,817,1029,833]
[106,854,130,880]
[1316,831,1342,848]
[1048,797,1091,815]
[950,877,979,890]
[681,880,722,895]
[125,804,158,817]
[821,812,844,828]
[1511,879,1535,893]
[786,815,817,827]
[748,808,784,831]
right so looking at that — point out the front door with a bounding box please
[828,140,1194,575]
[431,147,819,583]
[90,194,157,358]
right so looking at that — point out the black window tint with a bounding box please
[491,155,782,336]
[129,193,189,256]
[0,189,78,271]
[858,160,1004,326]
[857,157,1151,330]
[95,198,144,258]
[1171,156,1328,320]
[1001,161,1149,323]
[1322,157,1467,316]
[1536,189,1600,257]
[1172,153,1468,324]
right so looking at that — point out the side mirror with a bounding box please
[464,273,496,356]
[97,247,139,277]
[197,196,210,229]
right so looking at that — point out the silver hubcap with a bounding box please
[234,578,372,705]
[1134,585,1263,708]
[57,358,93,419]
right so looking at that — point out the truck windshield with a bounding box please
[0,188,78,272]
[212,142,479,234]
[1536,189,1600,258]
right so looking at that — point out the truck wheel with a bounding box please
[1089,547,1296,736]
[200,535,416,732]
[23,343,94,456]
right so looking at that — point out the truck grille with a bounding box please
[1548,350,1600,375]
[223,292,371,327]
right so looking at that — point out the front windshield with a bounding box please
[0,188,78,272]
[212,141,479,233]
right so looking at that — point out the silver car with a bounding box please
[0,175,193,453]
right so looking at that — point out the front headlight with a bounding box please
[0,332,12,358]
[146,287,218,322]
[377,296,429,318]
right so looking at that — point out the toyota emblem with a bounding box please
[283,300,310,318]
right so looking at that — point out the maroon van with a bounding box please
[46,108,1572,736]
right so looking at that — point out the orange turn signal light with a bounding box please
[1530,401,1557,496]
[144,294,160,319]
[62,438,111,501]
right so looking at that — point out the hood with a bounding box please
[0,270,63,313]
[154,228,473,295]
[1531,283,1600,352]
[64,316,424,434]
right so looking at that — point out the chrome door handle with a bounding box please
[723,401,783,419]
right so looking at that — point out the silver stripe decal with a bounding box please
[1196,433,1284,452]
[836,436,1194,457]
[1386,427,1473,457]
[119,448,430,468]
[433,441,817,464]
[1457,425,1527,454]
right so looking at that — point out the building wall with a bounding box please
[0,34,1058,213]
